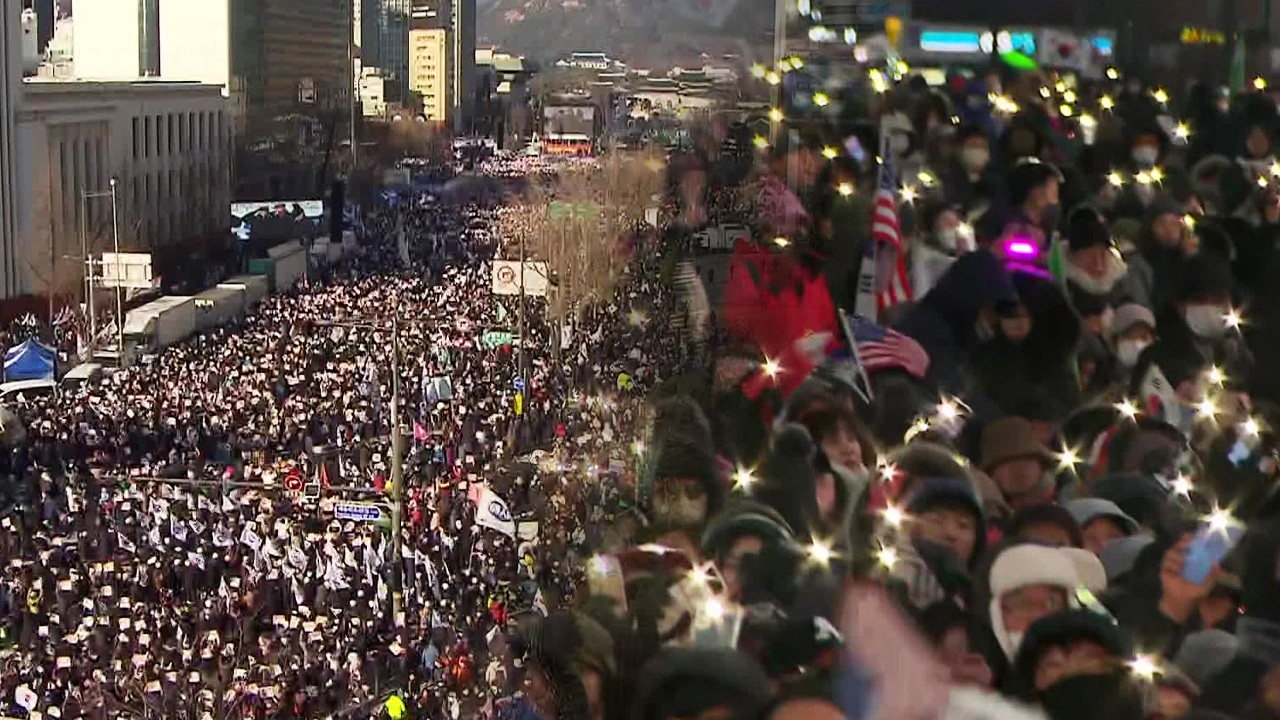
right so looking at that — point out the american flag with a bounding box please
[849,314,930,378]
[871,155,913,311]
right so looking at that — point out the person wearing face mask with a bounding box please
[1107,303,1157,387]
[942,125,1000,218]
[1154,252,1253,385]
[987,544,1084,661]
[913,203,977,298]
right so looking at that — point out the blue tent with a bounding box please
[4,339,55,382]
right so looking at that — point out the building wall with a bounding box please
[362,0,410,102]
[158,0,231,89]
[16,81,232,299]
[0,0,22,297]
[409,28,448,122]
[72,0,141,79]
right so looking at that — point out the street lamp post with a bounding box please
[76,187,121,357]
[109,177,124,355]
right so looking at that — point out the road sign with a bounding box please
[334,502,384,522]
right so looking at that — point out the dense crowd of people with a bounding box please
[4,62,1280,720]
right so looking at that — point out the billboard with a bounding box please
[231,200,324,244]
[543,104,595,137]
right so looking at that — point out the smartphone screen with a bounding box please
[1182,522,1244,584]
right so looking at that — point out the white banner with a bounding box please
[476,488,516,537]
[491,260,549,297]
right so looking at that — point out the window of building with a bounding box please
[143,116,152,157]
[154,115,162,158]
[132,118,140,159]
[168,114,175,155]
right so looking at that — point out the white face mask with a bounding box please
[1131,146,1159,167]
[1184,304,1228,338]
[1116,339,1150,367]
[652,494,707,530]
[936,228,959,251]
[960,147,990,172]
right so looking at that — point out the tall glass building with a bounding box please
[361,0,411,104]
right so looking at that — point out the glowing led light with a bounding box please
[822,146,838,159]
[1197,398,1218,419]
[790,56,805,69]
[762,357,782,378]
[632,440,646,456]
[878,461,899,483]
[1183,214,1197,229]
[1128,654,1160,682]
[1106,67,1119,80]
[869,69,888,94]
[1149,166,1164,183]
[733,466,757,492]
[918,170,937,187]
[1271,161,1280,178]
[1115,398,1139,420]
[1260,174,1271,188]
[895,60,909,76]
[1059,104,1074,117]
[1054,81,1067,93]
[838,182,854,196]
[937,398,961,422]
[1063,89,1077,104]
[1135,170,1152,185]
[1056,446,1081,471]
[688,564,710,587]
[768,107,784,122]
[1039,86,1051,99]
[1174,122,1192,141]
[899,184,919,203]
[1152,88,1169,104]
[1225,308,1243,330]
[1207,366,1225,386]
[753,136,769,150]
[766,71,781,85]
[1100,95,1115,111]
[703,596,726,621]
[771,235,790,248]
[1079,113,1096,129]
[1172,473,1193,499]
[877,545,898,569]
[813,92,830,107]
[1255,77,1268,90]
[881,504,906,529]
[807,540,834,566]
[1244,417,1262,436]
[1206,506,1236,534]
[750,63,766,78]
[1107,171,1125,187]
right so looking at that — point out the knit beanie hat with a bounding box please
[1013,609,1131,687]
[1067,206,1112,252]
[1063,498,1140,536]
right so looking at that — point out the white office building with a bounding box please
[14,79,232,300]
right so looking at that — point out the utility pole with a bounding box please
[109,177,124,355]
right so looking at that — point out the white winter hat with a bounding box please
[988,544,1081,660]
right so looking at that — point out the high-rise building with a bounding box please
[361,0,410,103]
[450,0,474,133]
[30,0,54,56]
[0,3,22,297]
[74,0,350,143]
[409,27,448,122]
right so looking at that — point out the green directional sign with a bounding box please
[482,331,514,348]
